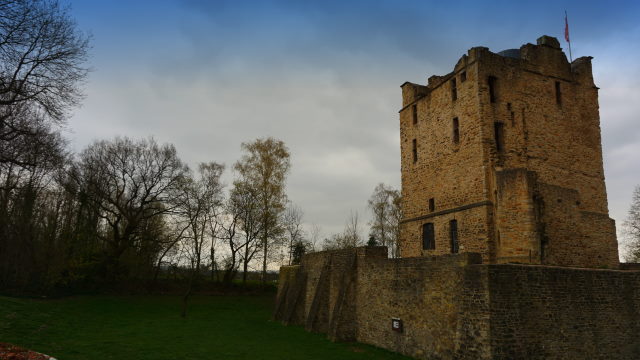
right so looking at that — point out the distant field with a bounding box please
[0,294,409,360]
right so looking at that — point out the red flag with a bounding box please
[564,13,570,42]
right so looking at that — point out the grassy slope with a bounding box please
[0,295,409,360]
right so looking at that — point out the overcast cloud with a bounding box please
[67,0,640,249]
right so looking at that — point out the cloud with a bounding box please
[68,0,640,245]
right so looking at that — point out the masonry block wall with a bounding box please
[398,35,618,268]
[275,248,491,359]
[488,264,640,360]
[275,247,640,360]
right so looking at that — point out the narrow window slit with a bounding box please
[412,139,417,163]
[494,122,505,152]
[452,117,460,144]
[451,78,457,101]
[555,81,562,105]
[450,220,459,254]
[412,104,418,125]
[488,76,497,103]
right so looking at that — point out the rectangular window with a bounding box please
[412,104,418,125]
[422,223,435,250]
[488,76,497,103]
[450,220,459,254]
[460,71,467,82]
[451,78,457,101]
[428,198,435,212]
[494,122,505,152]
[452,117,460,144]
[555,81,562,105]
[412,139,417,163]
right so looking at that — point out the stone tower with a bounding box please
[398,35,619,268]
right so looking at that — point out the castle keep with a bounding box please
[274,36,640,360]
[399,35,618,268]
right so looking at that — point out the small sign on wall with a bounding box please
[391,318,403,333]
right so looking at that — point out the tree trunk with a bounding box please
[223,250,236,285]
[261,235,267,286]
[210,246,215,281]
[242,258,248,286]
[181,269,194,318]
[183,243,203,318]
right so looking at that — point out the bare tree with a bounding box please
[150,216,190,287]
[367,183,402,257]
[0,0,90,167]
[0,107,63,167]
[208,209,222,281]
[308,223,322,252]
[219,197,242,284]
[0,0,90,119]
[0,120,68,288]
[623,185,640,262]
[234,137,290,285]
[322,211,363,250]
[0,0,91,290]
[343,210,362,247]
[230,182,263,285]
[283,204,305,265]
[177,162,224,317]
[75,137,189,280]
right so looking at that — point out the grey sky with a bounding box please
[67,1,640,249]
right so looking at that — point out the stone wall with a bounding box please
[355,251,489,359]
[275,247,490,359]
[488,264,640,360]
[275,247,640,359]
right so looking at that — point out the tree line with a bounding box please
[320,183,401,258]
[0,0,404,296]
[623,185,640,262]
[0,0,298,293]
[0,130,302,293]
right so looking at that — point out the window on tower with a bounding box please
[412,139,417,163]
[488,76,497,103]
[451,78,457,101]
[422,223,435,250]
[452,117,460,144]
[555,81,562,105]
[412,104,418,125]
[494,122,505,152]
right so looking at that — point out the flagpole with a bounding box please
[565,10,573,62]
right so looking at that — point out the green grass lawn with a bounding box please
[0,294,410,360]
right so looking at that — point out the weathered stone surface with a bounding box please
[275,248,640,360]
[488,264,640,360]
[275,248,490,360]
[398,35,618,268]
